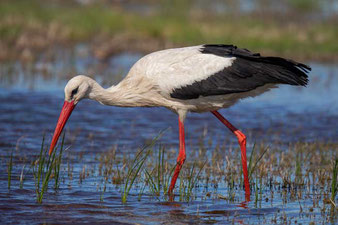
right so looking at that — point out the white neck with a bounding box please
[87,79,156,107]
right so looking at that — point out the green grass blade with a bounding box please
[38,150,57,203]
[145,168,158,194]
[161,147,165,189]
[157,146,161,192]
[126,153,149,194]
[331,158,338,202]
[122,130,166,203]
[54,132,65,190]
[249,146,269,179]
[164,164,177,194]
[7,148,14,190]
[248,143,256,179]
[37,135,45,193]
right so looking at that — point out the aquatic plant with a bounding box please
[121,131,165,203]
[122,147,150,203]
[248,144,269,179]
[100,177,108,202]
[332,158,338,202]
[144,146,175,197]
[54,133,65,190]
[183,160,206,201]
[19,164,29,189]
[2,128,338,223]
[121,129,167,203]
[144,147,162,196]
[32,135,64,203]
[7,149,13,190]
[248,143,256,179]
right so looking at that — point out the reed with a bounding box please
[254,177,259,208]
[228,170,235,202]
[145,168,160,196]
[32,135,64,203]
[100,177,108,202]
[54,133,65,190]
[144,146,175,197]
[19,164,27,189]
[121,130,164,203]
[331,158,338,202]
[5,129,338,224]
[7,149,13,190]
[144,148,162,196]
[138,180,147,201]
[248,145,269,179]
[122,148,150,203]
[185,161,206,201]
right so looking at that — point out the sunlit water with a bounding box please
[0,48,337,224]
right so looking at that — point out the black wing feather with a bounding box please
[170,44,310,100]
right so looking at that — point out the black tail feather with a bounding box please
[202,44,310,86]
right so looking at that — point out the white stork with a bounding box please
[49,44,310,199]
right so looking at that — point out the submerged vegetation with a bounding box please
[0,0,338,62]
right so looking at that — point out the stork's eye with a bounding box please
[71,87,78,98]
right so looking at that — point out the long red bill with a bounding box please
[49,101,75,155]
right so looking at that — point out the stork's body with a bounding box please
[49,44,310,200]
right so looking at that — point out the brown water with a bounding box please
[0,48,337,224]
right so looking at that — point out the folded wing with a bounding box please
[169,44,310,100]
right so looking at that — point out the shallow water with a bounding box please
[0,50,337,224]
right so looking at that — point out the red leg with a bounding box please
[211,110,250,200]
[168,117,186,195]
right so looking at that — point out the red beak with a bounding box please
[49,101,75,155]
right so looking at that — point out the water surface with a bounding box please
[0,50,337,224]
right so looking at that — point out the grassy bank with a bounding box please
[1,0,338,62]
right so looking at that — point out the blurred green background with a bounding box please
[1,0,337,62]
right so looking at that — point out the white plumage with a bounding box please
[133,45,236,95]
[50,44,310,199]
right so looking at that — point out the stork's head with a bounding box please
[64,75,92,104]
[49,75,93,155]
